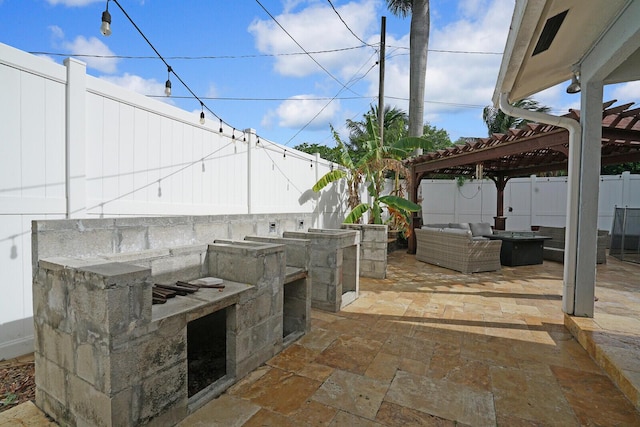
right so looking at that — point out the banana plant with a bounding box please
[313,117,424,235]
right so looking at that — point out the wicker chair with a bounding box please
[415,226,502,273]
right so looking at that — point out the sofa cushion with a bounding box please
[449,223,471,231]
[470,222,493,237]
[442,228,472,237]
[423,224,449,229]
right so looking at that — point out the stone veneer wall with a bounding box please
[31,213,313,269]
[341,224,388,279]
[33,232,287,426]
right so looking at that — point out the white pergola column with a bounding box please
[565,80,603,317]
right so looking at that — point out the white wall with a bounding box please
[421,172,640,231]
[0,42,345,359]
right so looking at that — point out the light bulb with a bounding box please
[164,79,171,96]
[200,111,205,125]
[100,10,112,36]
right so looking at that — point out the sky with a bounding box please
[1,0,639,148]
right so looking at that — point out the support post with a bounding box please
[64,58,87,218]
[493,174,507,230]
[245,128,255,214]
[408,168,421,254]
[570,80,603,317]
[378,16,386,145]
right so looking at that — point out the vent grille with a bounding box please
[532,9,569,56]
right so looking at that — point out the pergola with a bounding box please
[406,100,640,231]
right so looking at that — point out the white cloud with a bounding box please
[100,73,169,99]
[376,0,514,121]
[62,35,119,73]
[611,81,640,101]
[48,25,65,40]
[265,95,341,130]
[250,0,516,135]
[204,83,218,99]
[47,25,120,73]
[248,0,378,79]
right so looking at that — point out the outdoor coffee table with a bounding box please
[484,232,552,266]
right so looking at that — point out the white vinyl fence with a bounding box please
[420,172,640,231]
[0,42,348,359]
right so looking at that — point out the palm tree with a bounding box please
[482,98,551,135]
[386,0,430,137]
[345,105,408,163]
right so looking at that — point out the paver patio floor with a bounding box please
[3,250,638,426]
[181,251,640,426]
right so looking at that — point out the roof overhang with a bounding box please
[493,0,640,105]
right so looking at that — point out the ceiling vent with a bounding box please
[532,9,569,56]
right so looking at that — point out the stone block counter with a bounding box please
[33,239,288,426]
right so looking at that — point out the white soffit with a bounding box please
[494,0,630,104]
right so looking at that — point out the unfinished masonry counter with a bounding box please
[244,235,312,346]
[283,228,360,312]
[33,239,290,427]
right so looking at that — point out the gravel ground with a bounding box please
[0,354,35,413]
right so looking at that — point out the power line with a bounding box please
[386,45,503,55]
[326,0,375,49]
[147,95,369,101]
[109,0,232,128]
[254,0,362,97]
[282,50,380,146]
[28,45,371,60]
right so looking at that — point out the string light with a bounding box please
[310,160,313,168]
[100,0,112,36]
[232,128,236,140]
[283,149,287,159]
[157,181,162,197]
[164,66,172,96]
[99,0,251,155]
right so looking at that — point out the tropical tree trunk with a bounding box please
[408,0,429,137]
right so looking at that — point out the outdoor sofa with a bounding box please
[415,222,502,273]
[537,225,608,264]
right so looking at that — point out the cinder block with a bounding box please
[140,362,187,421]
[116,226,148,253]
[35,353,67,406]
[68,374,113,427]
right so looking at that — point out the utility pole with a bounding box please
[378,16,386,146]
